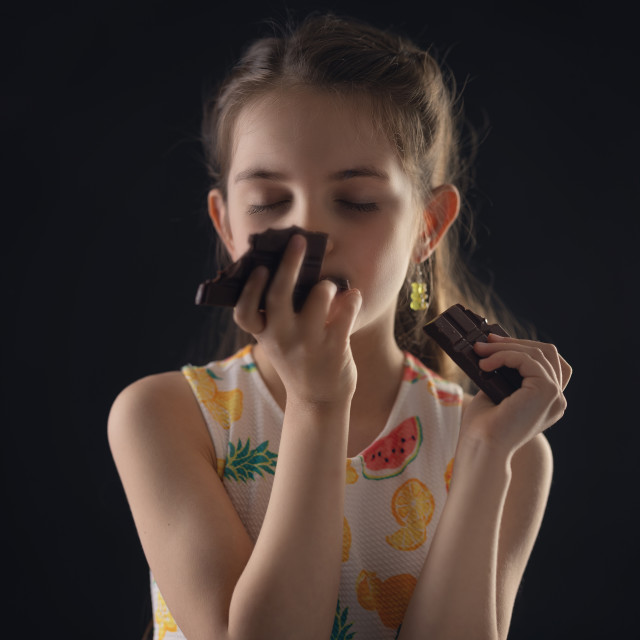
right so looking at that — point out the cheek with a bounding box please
[225,203,257,259]
[356,234,412,299]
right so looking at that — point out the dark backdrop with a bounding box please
[4,0,638,637]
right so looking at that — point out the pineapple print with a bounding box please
[331,599,356,640]
[182,366,243,429]
[223,439,278,483]
[154,588,177,640]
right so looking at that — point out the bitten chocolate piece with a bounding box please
[195,226,348,312]
[423,303,523,403]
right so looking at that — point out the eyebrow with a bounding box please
[234,168,287,183]
[330,166,389,181]
[233,165,389,184]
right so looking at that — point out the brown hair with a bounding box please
[199,13,528,387]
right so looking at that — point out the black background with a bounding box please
[3,0,638,637]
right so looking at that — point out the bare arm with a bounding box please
[399,334,571,640]
[109,375,351,640]
[109,235,362,640]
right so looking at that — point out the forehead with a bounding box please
[229,88,400,175]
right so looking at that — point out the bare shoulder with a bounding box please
[109,370,197,418]
[108,370,214,466]
[107,371,254,637]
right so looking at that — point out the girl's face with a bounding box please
[211,89,424,337]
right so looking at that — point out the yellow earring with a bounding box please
[410,282,428,311]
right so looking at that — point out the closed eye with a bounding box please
[247,200,290,215]
[337,200,379,213]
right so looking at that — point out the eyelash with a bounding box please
[247,200,379,215]
[247,201,288,215]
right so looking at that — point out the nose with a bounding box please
[291,198,334,254]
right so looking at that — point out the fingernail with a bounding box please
[488,333,507,340]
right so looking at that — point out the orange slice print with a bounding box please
[356,569,417,629]
[183,367,243,429]
[386,478,435,551]
[345,459,359,484]
[444,457,454,492]
[391,478,434,527]
[342,516,351,562]
[356,569,379,611]
[385,519,427,551]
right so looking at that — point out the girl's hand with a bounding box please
[233,234,362,406]
[461,334,572,453]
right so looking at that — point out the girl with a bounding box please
[109,14,571,640]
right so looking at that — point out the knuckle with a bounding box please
[547,343,559,359]
[552,389,567,415]
[233,305,246,325]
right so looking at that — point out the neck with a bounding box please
[349,317,405,401]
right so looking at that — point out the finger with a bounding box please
[233,266,269,335]
[264,234,307,315]
[299,278,338,334]
[474,339,557,384]
[325,288,362,344]
[558,354,572,391]
[485,334,563,386]
[476,348,555,389]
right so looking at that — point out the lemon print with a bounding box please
[182,367,243,429]
[154,589,177,640]
[386,478,434,551]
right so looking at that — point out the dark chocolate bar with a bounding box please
[423,304,523,403]
[195,226,349,312]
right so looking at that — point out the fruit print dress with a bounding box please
[150,344,463,640]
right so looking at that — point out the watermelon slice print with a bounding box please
[360,416,422,480]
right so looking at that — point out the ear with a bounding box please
[207,189,235,257]
[414,184,460,262]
